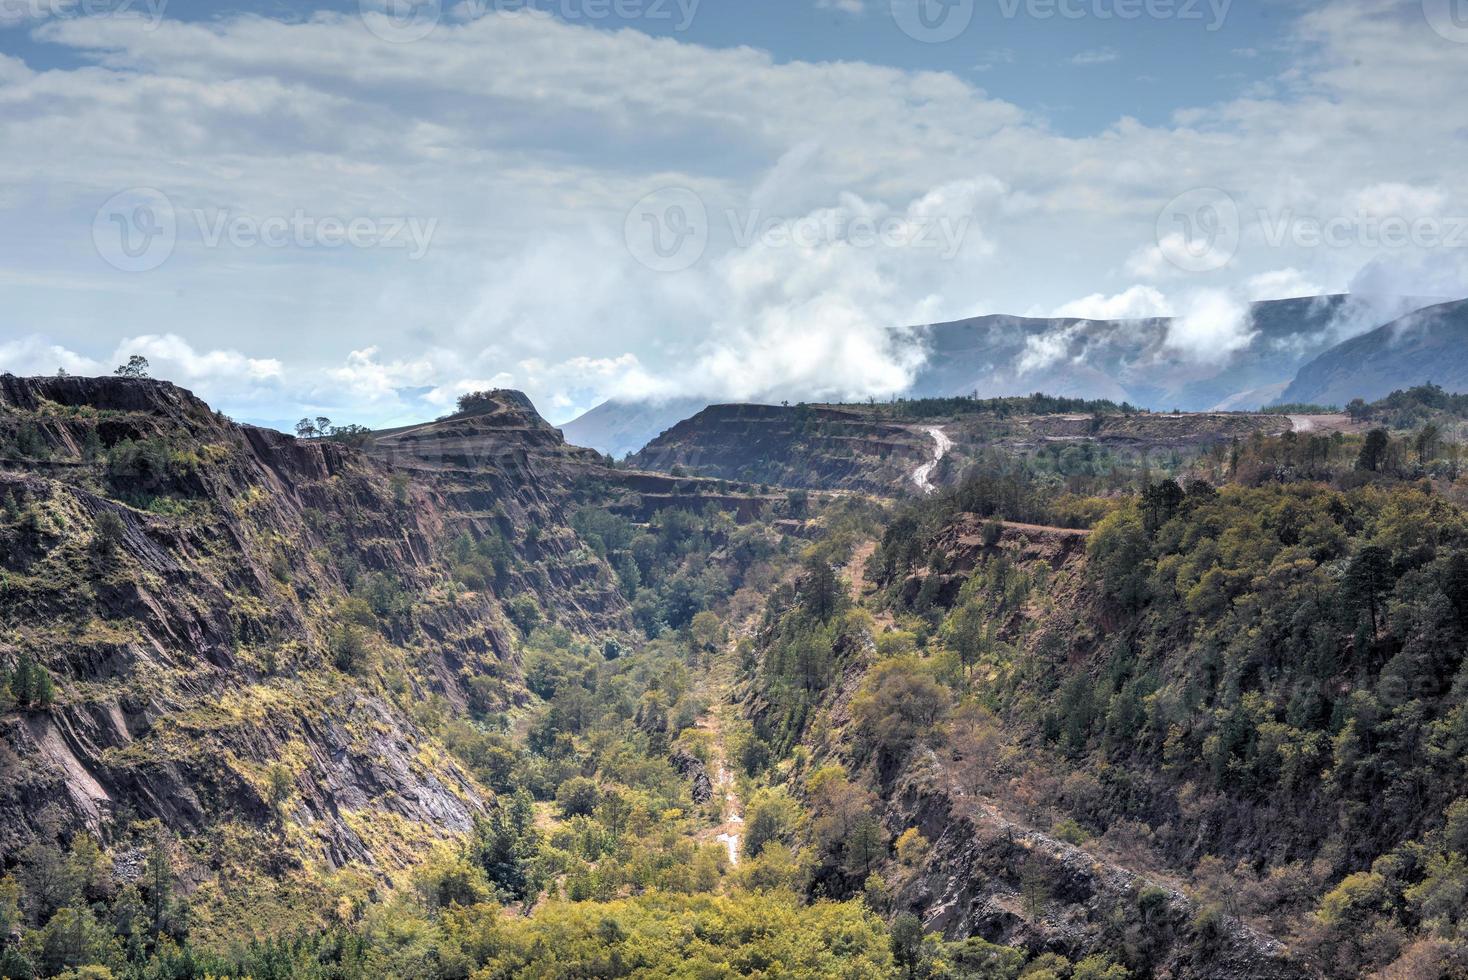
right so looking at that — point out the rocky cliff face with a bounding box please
[761,520,1315,977]
[630,402,1285,499]
[890,775,1307,979]
[365,392,637,633]
[0,378,602,889]
[630,404,936,495]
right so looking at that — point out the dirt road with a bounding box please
[913,426,953,494]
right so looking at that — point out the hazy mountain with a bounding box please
[563,295,1429,455]
[1280,299,1468,407]
[562,397,710,459]
[908,294,1432,411]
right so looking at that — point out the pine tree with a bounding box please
[146,830,172,933]
[33,668,55,708]
[10,653,34,706]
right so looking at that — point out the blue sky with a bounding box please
[0,0,1294,132]
[0,0,1464,426]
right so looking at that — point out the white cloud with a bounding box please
[0,1,1464,422]
[1052,285,1174,321]
[1125,238,1180,281]
[1348,183,1447,219]
[974,49,1016,72]
[815,0,865,12]
[117,335,282,383]
[0,336,106,377]
[1070,47,1119,66]
[1246,268,1322,301]
[1165,289,1256,363]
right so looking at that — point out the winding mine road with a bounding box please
[913,426,953,495]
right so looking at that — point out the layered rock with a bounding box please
[630,404,936,496]
[0,378,537,874]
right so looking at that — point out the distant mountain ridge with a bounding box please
[1280,299,1468,407]
[562,294,1433,456]
[561,396,708,460]
[904,294,1431,409]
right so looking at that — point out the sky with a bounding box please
[0,0,1465,427]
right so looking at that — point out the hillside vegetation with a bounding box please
[3,378,1468,978]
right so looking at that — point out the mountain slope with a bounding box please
[630,399,1286,497]
[561,397,709,459]
[1280,299,1468,406]
[629,403,939,495]
[0,377,516,887]
[910,294,1432,411]
[565,295,1432,457]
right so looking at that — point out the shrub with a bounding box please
[556,777,601,818]
[91,510,125,556]
[894,828,930,868]
[1054,818,1090,845]
[266,764,294,807]
[506,594,543,635]
[330,624,369,673]
[107,438,172,488]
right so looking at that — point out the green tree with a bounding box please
[145,829,174,933]
[843,815,888,880]
[91,509,125,557]
[800,557,842,622]
[1357,428,1390,472]
[943,600,990,686]
[851,658,951,764]
[556,776,601,818]
[689,611,724,655]
[266,764,294,809]
[1343,545,1393,635]
[890,913,926,980]
[36,906,120,977]
[744,787,803,859]
[1415,422,1442,465]
[17,841,81,921]
[1140,479,1184,535]
[114,355,150,379]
